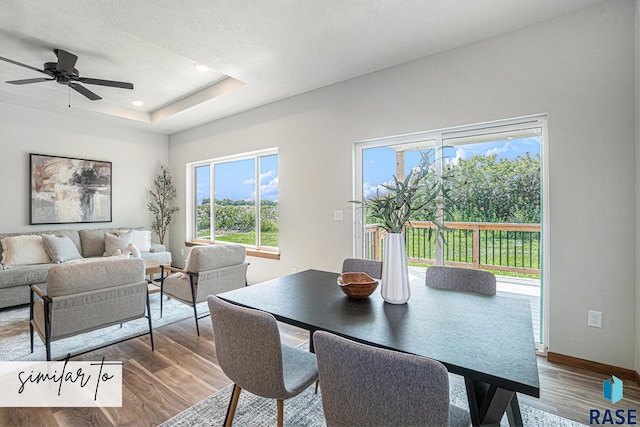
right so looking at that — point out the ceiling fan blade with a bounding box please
[54,49,78,74]
[68,82,101,101]
[0,56,49,75]
[6,78,54,85]
[77,77,133,90]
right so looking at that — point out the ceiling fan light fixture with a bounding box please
[193,63,209,72]
[131,100,144,107]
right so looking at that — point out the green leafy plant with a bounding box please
[147,165,179,245]
[351,149,454,235]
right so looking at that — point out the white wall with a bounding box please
[170,0,636,368]
[0,104,168,234]
[635,0,640,374]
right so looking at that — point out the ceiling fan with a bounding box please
[0,48,134,101]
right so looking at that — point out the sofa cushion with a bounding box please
[42,235,82,263]
[0,263,55,289]
[116,230,151,252]
[1,235,51,268]
[104,231,135,256]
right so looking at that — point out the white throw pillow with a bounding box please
[1,235,51,268]
[104,231,135,256]
[116,230,152,252]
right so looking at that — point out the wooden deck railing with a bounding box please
[364,221,541,276]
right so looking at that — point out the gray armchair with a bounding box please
[425,266,497,296]
[208,296,318,427]
[161,244,248,335]
[30,258,153,361]
[313,331,470,426]
[341,258,383,279]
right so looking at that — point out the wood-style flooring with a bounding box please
[1,316,638,426]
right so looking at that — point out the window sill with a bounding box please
[185,241,280,260]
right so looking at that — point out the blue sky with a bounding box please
[363,137,540,198]
[196,155,278,203]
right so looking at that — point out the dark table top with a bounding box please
[218,269,540,397]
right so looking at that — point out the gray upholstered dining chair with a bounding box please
[161,244,248,335]
[208,296,319,427]
[313,331,470,426]
[425,266,497,296]
[341,258,383,279]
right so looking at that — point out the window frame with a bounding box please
[187,147,280,259]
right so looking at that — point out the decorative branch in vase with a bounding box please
[351,149,454,304]
[147,165,179,246]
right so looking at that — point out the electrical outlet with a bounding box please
[292,267,298,273]
[587,310,602,328]
[180,249,184,256]
[334,210,344,221]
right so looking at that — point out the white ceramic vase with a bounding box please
[381,232,410,304]
[125,243,141,258]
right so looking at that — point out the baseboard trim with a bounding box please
[547,352,638,385]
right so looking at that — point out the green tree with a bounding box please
[147,165,179,245]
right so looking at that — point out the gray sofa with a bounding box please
[0,227,171,309]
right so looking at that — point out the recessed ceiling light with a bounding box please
[131,100,144,107]
[194,63,209,72]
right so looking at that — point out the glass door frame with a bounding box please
[352,115,549,354]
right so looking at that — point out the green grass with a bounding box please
[197,230,279,247]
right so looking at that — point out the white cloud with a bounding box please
[485,141,511,156]
[446,148,467,166]
[261,176,279,196]
[363,181,392,199]
[243,170,276,186]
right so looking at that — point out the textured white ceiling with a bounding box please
[0,0,606,135]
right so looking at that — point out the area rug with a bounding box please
[161,380,586,427]
[0,293,204,361]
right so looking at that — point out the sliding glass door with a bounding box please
[354,117,547,351]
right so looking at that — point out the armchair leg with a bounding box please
[193,305,200,336]
[160,265,166,318]
[147,291,155,351]
[189,275,200,336]
[44,297,52,361]
[225,384,241,427]
[29,289,34,353]
[277,399,284,427]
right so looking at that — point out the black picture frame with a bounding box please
[30,153,113,225]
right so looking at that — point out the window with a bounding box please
[190,148,279,253]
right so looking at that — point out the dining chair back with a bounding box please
[425,266,496,296]
[208,296,318,427]
[313,330,469,426]
[341,258,383,279]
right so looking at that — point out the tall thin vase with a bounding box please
[381,232,410,304]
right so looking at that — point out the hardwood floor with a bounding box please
[1,316,638,426]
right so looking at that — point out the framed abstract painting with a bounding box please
[30,153,112,224]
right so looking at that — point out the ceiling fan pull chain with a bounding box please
[68,86,71,108]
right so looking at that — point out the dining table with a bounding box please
[218,269,540,426]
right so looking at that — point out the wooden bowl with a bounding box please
[337,272,379,298]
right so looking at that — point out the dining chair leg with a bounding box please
[277,399,284,427]
[225,384,241,427]
[314,380,319,394]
